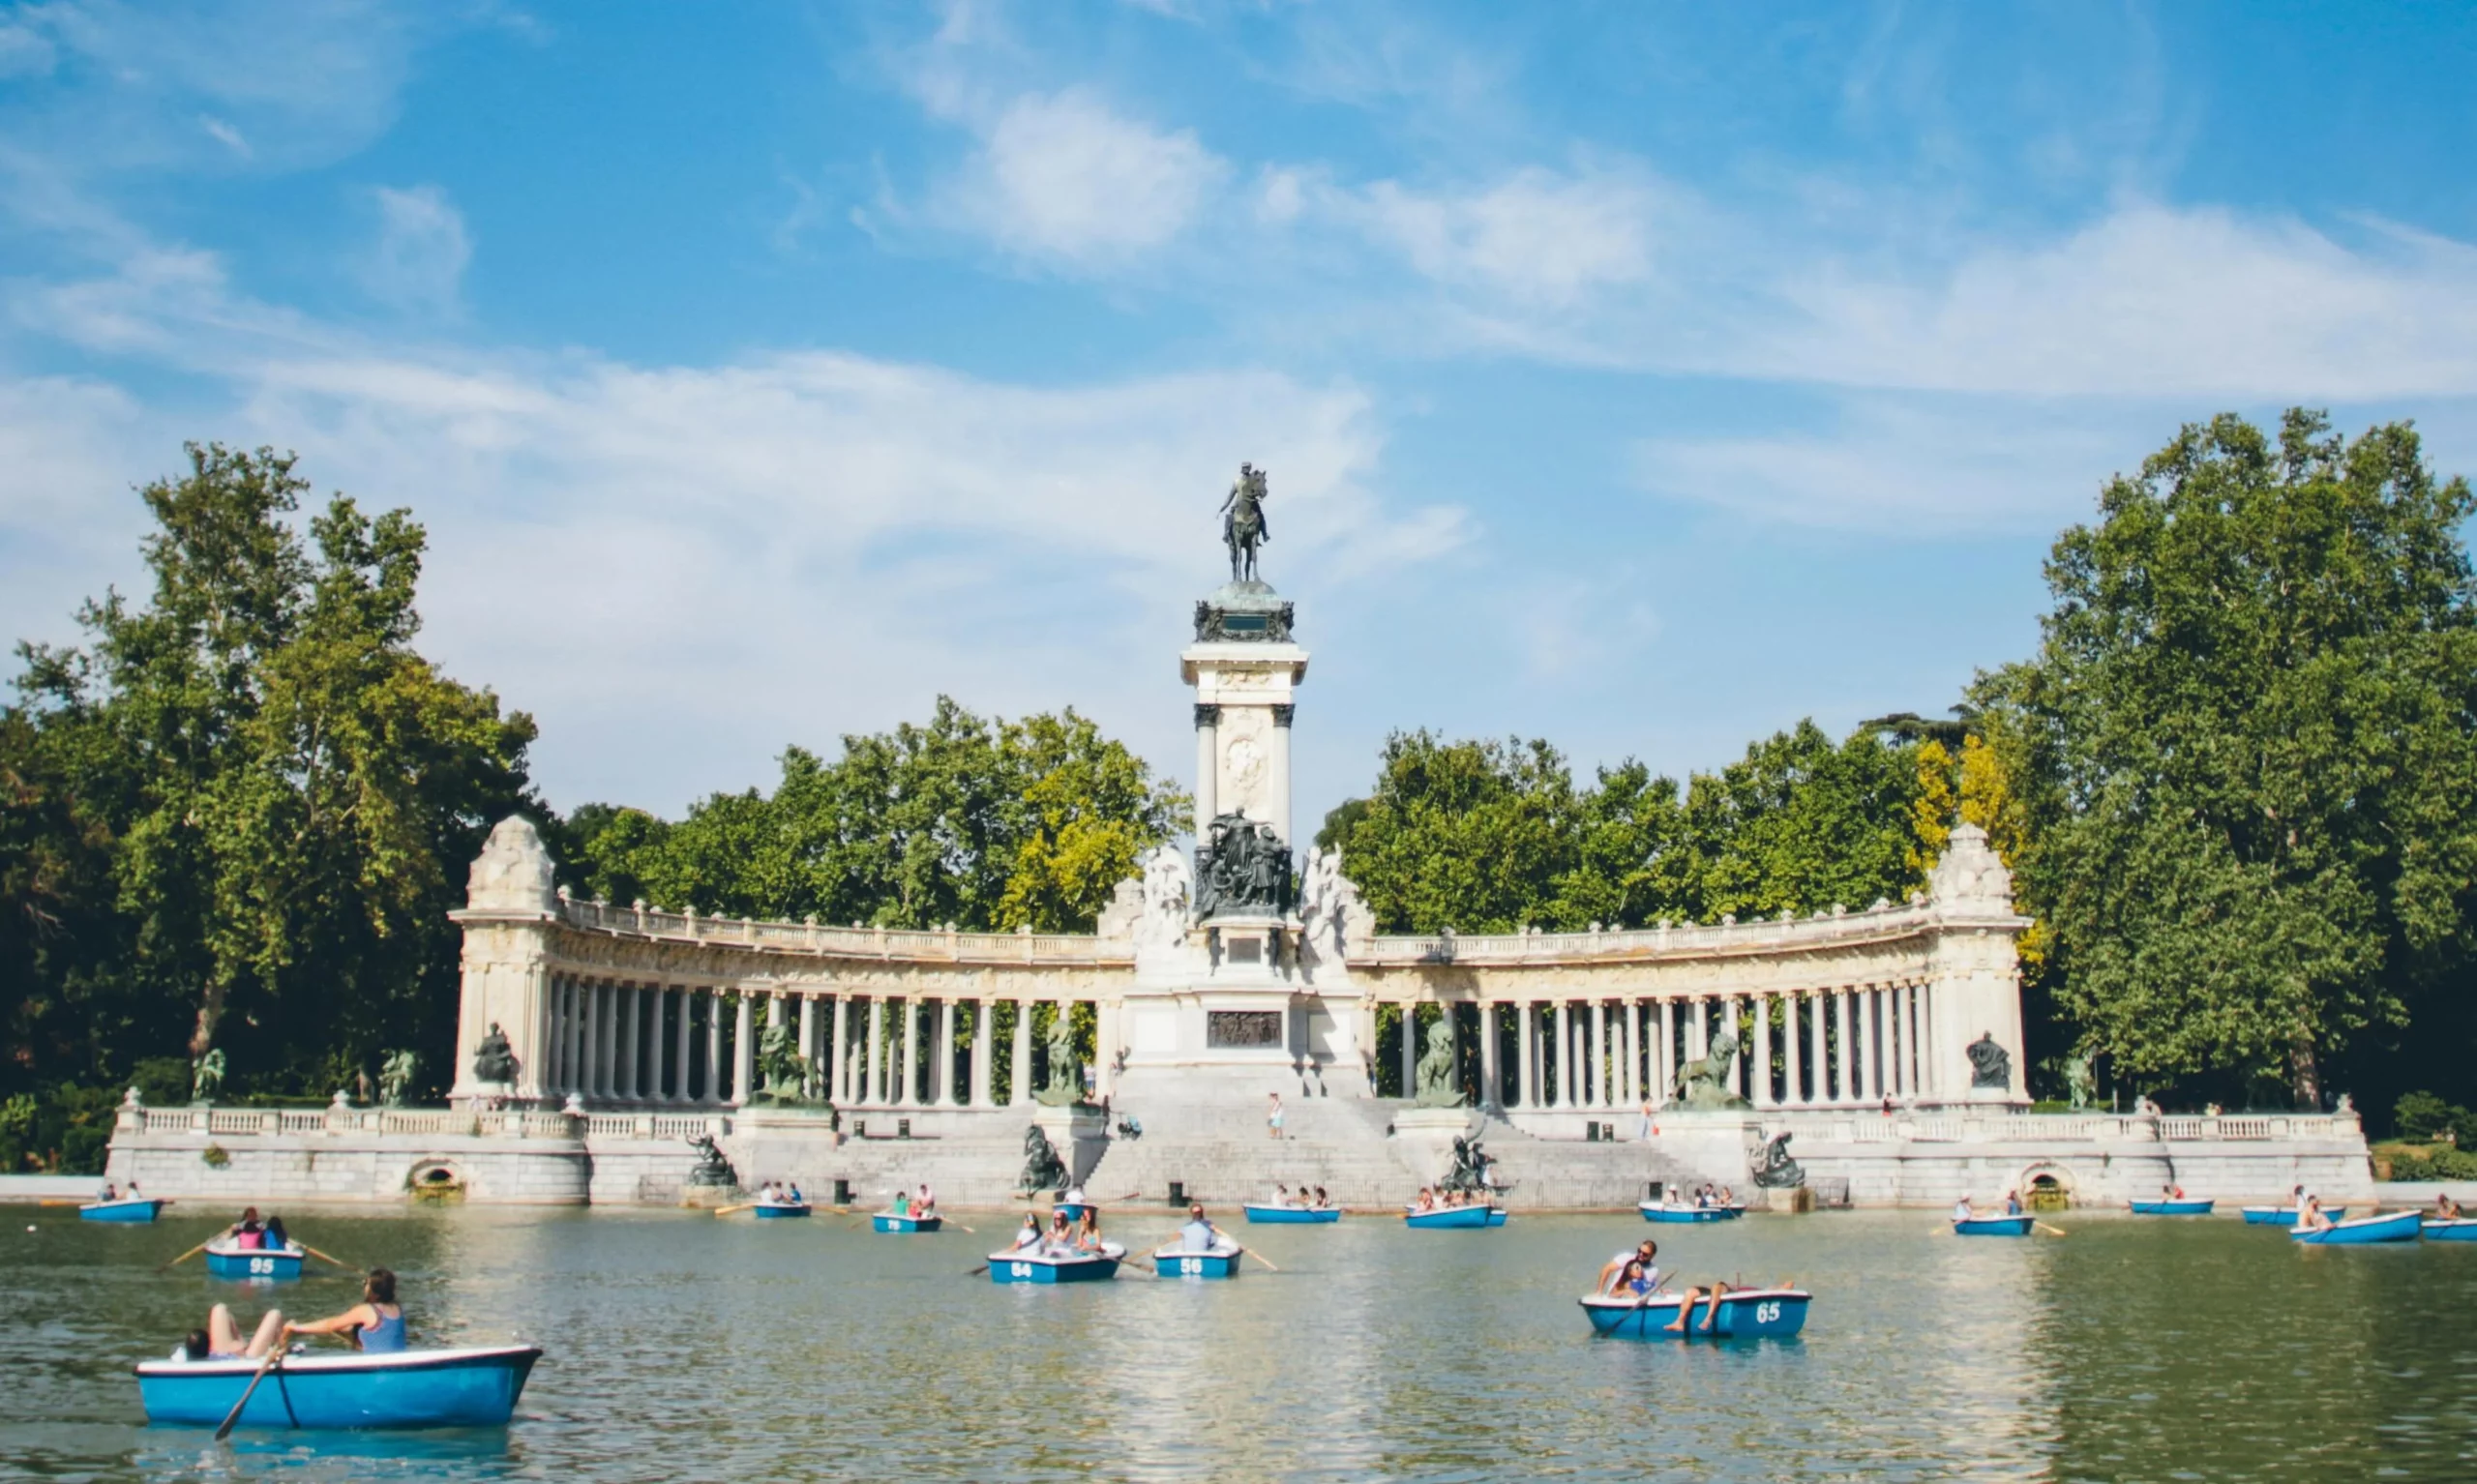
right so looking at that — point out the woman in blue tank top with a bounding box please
[284,1267,407,1353]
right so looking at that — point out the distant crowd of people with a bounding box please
[1266,1183,1330,1209]
[884,1184,937,1218]
[1409,1186,1490,1211]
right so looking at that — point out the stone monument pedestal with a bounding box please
[1030,1105,1109,1187]
[1392,1106,1477,1182]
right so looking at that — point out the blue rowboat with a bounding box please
[1404,1204,1505,1230]
[2420,1218,2477,1241]
[2242,1205,2348,1227]
[1242,1203,1340,1225]
[1579,1288,1811,1340]
[752,1202,811,1219]
[2129,1199,2215,1216]
[1638,1202,1746,1224]
[1053,1201,1095,1223]
[988,1244,1122,1285]
[205,1239,306,1280]
[2292,1210,2421,1245]
[1151,1245,1243,1279]
[1953,1215,2035,1237]
[79,1198,164,1223]
[873,1212,941,1233]
[135,1345,541,1430]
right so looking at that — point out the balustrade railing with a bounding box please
[553,897,1131,965]
[1366,902,1940,965]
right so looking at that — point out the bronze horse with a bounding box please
[1221,463,1269,582]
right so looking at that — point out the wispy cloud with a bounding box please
[361,184,471,314]
[951,89,1226,265]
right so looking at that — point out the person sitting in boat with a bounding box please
[1271,1182,1291,1206]
[2163,1183,2185,1202]
[1717,1185,1737,1207]
[1179,1203,1222,1253]
[1665,1278,1731,1334]
[262,1213,290,1251]
[1954,1197,1978,1222]
[282,1268,405,1353]
[226,1207,266,1250]
[1313,1185,1330,1209]
[1599,1239,1659,1296]
[2003,1190,2023,1216]
[100,1181,119,1202]
[2434,1193,2462,1219]
[1011,1214,1042,1250]
[1073,1209,1107,1254]
[787,1182,805,1205]
[1043,1210,1076,1256]
[2298,1195,2333,1233]
[185,1302,284,1361]
[1615,1259,1655,1297]
[1063,1183,1086,1204]
[916,1183,935,1214]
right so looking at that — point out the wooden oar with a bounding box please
[710,1202,756,1217]
[2034,1221,2068,1237]
[944,1220,976,1234]
[965,1262,991,1278]
[215,1349,284,1440]
[159,1239,213,1271]
[296,1243,354,1269]
[1245,1248,1280,1272]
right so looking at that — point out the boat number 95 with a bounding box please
[1010,1262,1031,1279]
[1753,1301,1781,1323]
[249,1257,275,1275]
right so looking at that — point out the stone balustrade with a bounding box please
[556,897,1129,965]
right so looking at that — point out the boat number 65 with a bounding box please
[1753,1301,1780,1323]
[249,1257,275,1275]
[1009,1262,1032,1279]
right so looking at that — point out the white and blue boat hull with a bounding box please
[752,1202,811,1219]
[1404,1205,1505,1230]
[1580,1289,1811,1340]
[2128,1200,2215,1216]
[135,1346,541,1430]
[1242,1204,1339,1225]
[205,1241,306,1280]
[1638,1203,1745,1224]
[1152,1247,1243,1279]
[2420,1218,2477,1241]
[2243,1206,2348,1227]
[989,1245,1122,1284]
[873,1213,941,1233]
[79,1198,164,1223]
[2292,1211,2422,1245]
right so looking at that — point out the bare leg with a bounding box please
[1664,1288,1700,1332]
[1700,1282,1730,1331]
[208,1303,245,1355]
[247,1309,286,1358]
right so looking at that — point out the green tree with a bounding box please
[7,444,539,1097]
[1674,720,1925,922]
[1327,732,1581,934]
[1977,410,2477,1106]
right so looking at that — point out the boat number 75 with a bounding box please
[1753,1301,1780,1323]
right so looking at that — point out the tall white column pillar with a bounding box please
[644,988,666,1103]
[866,997,886,1105]
[673,988,692,1102]
[798,994,818,1098]
[621,987,641,1100]
[1782,992,1803,1106]
[1009,999,1032,1105]
[1589,1002,1608,1109]
[1552,1002,1573,1109]
[731,993,755,1107]
[1517,1002,1537,1107]
[567,979,586,1095]
[1830,990,1849,1103]
[1479,1004,1502,1109]
[937,998,957,1106]
[971,1000,994,1107]
[1624,1001,1641,1106]
[1753,994,1774,1107]
[585,983,606,1100]
[1399,1004,1418,1099]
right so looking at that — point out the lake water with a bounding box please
[6,1202,2475,1481]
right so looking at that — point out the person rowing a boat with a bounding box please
[1313,1185,1330,1209]
[100,1180,119,1202]
[225,1206,267,1250]
[1011,1214,1041,1250]
[283,1268,405,1353]
[183,1303,284,1362]
[1179,1203,1223,1253]
[2434,1192,2462,1219]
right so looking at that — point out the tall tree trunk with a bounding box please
[188,983,224,1059]
[2289,1036,2322,1110]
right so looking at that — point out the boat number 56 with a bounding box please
[1180,1258,1203,1275]
[249,1257,275,1275]
[1753,1301,1780,1323]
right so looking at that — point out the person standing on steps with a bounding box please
[1267,1092,1284,1140]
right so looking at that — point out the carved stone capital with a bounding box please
[1194,703,1222,728]
[1271,703,1295,727]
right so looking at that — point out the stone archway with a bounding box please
[406,1157,466,1202]
[2018,1161,2074,1211]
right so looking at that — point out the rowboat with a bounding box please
[1579,1288,1812,1340]
[751,1201,811,1219]
[1053,1201,1096,1223]
[873,1212,942,1233]
[1242,1203,1340,1225]
[2291,1210,2422,1245]
[1151,1244,1244,1279]
[988,1243,1123,1284]
[2128,1199,2215,1216]
[205,1238,306,1280]
[78,1198,165,1223]
[1952,1214,2035,1237]
[1638,1202,1746,1224]
[135,1345,541,1429]
[1404,1204,1507,1230]
[2420,1218,2477,1242]
[2242,1206,2348,1227]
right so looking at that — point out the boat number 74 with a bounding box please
[1753,1301,1780,1323]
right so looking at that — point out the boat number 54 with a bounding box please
[1009,1262,1032,1279]
[1753,1301,1781,1323]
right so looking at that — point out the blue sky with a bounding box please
[7,2,2477,840]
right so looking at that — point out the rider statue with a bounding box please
[1220,462,1270,583]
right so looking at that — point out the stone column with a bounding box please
[584,983,605,1100]
[1624,1001,1641,1107]
[798,994,818,1099]
[1268,704,1295,846]
[672,988,692,1102]
[1550,1001,1571,1109]
[563,979,583,1095]
[1782,992,1804,1107]
[1654,1000,1673,1107]
[937,998,957,1106]
[1752,994,1774,1107]
[1396,1003,1415,1098]
[644,988,667,1103]
[970,1000,994,1107]
[1516,1002,1536,1107]
[1723,996,1744,1098]
[1589,1002,1607,1110]
[1009,999,1032,1106]
[1193,704,1219,839]
[1479,1003,1503,1109]
[731,992,754,1106]
[866,997,887,1106]
[1883,986,1903,1100]
[1829,990,1849,1103]
[617,986,637,1100]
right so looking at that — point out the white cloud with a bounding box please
[0,21,58,77]
[1352,165,1658,308]
[361,184,470,313]
[198,113,250,156]
[953,89,1225,264]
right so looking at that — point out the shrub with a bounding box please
[200,1143,229,1169]
[130,1057,193,1108]
[2396,1090,2459,1141]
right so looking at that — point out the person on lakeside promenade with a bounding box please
[183,1303,285,1361]
[1267,1092,1284,1140]
[1599,1239,1659,1296]
[284,1268,405,1353]
[1638,1099,1655,1141]
[1179,1203,1222,1253]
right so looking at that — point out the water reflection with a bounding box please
[9,1203,2477,1480]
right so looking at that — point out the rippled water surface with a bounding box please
[6,1202,2476,1481]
